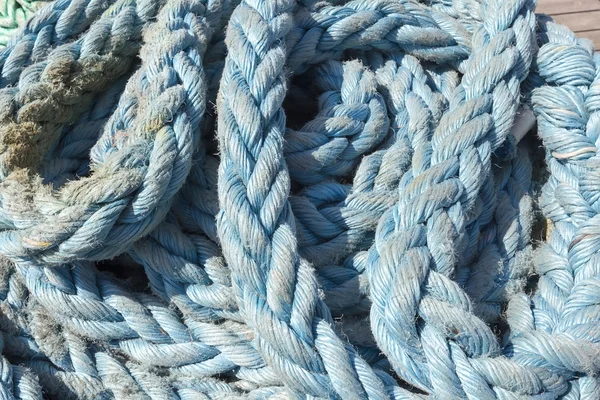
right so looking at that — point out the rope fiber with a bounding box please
[0,0,598,398]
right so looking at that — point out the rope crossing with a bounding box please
[0,0,597,398]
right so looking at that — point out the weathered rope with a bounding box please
[0,0,52,47]
[506,17,600,398]
[0,0,598,398]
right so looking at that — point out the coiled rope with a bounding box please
[0,0,597,398]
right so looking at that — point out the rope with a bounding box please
[0,0,597,398]
[506,17,600,398]
[0,0,52,47]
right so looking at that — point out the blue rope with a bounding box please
[506,18,600,398]
[284,60,390,185]
[0,0,597,398]
[0,333,43,399]
[293,53,449,266]
[0,0,118,87]
[0,0,206,264]
[216,1,406,397]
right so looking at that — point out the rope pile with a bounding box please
[0,0,598,397]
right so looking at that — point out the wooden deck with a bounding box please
[538,0,600,50]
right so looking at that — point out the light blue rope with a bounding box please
[0,0,599,397]
[0,0,210,264]
[216,0,411,398]
[0,0,118,87]
[0,332,42,400]
[506,18,600,399]
[3,257,287,397]
[40,77,128,188]
[284,60,390,185]
[286,0,471,74]
[366,0,564,396]
[464,145,534,323]
[293,53,450,267]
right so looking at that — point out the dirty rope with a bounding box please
[0,0,597,398]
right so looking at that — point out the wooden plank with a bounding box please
[552,10,600,32]
[577,30,600,50]
[537,0,600,15]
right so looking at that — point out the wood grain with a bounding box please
[537,0,600,14]
[552,10,600,32]
[538,0,600,50]
[576,29,600,49]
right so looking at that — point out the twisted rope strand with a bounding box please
[0,0,219,265]
[0,0,161,180]
[287,0,472,74]
[0,332,43,399]
[293,53,451,267]
[2,289,285,399]
[366,0,567,396]
[0,0,117,87]
[464,145,535,323]
[284,60,390,186]
[506,19,600,398]
[0,0,598,397]
[217,0,415,397]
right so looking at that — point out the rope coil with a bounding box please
[0,0,597,398]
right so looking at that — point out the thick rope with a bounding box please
[0,0,213,264]
[0,0,51,46]
[216,1,412,398]
[506,18,600,399]
[0,0,598,398]
[0,0,113,84]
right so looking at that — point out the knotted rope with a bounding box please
[0,0,597,398]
